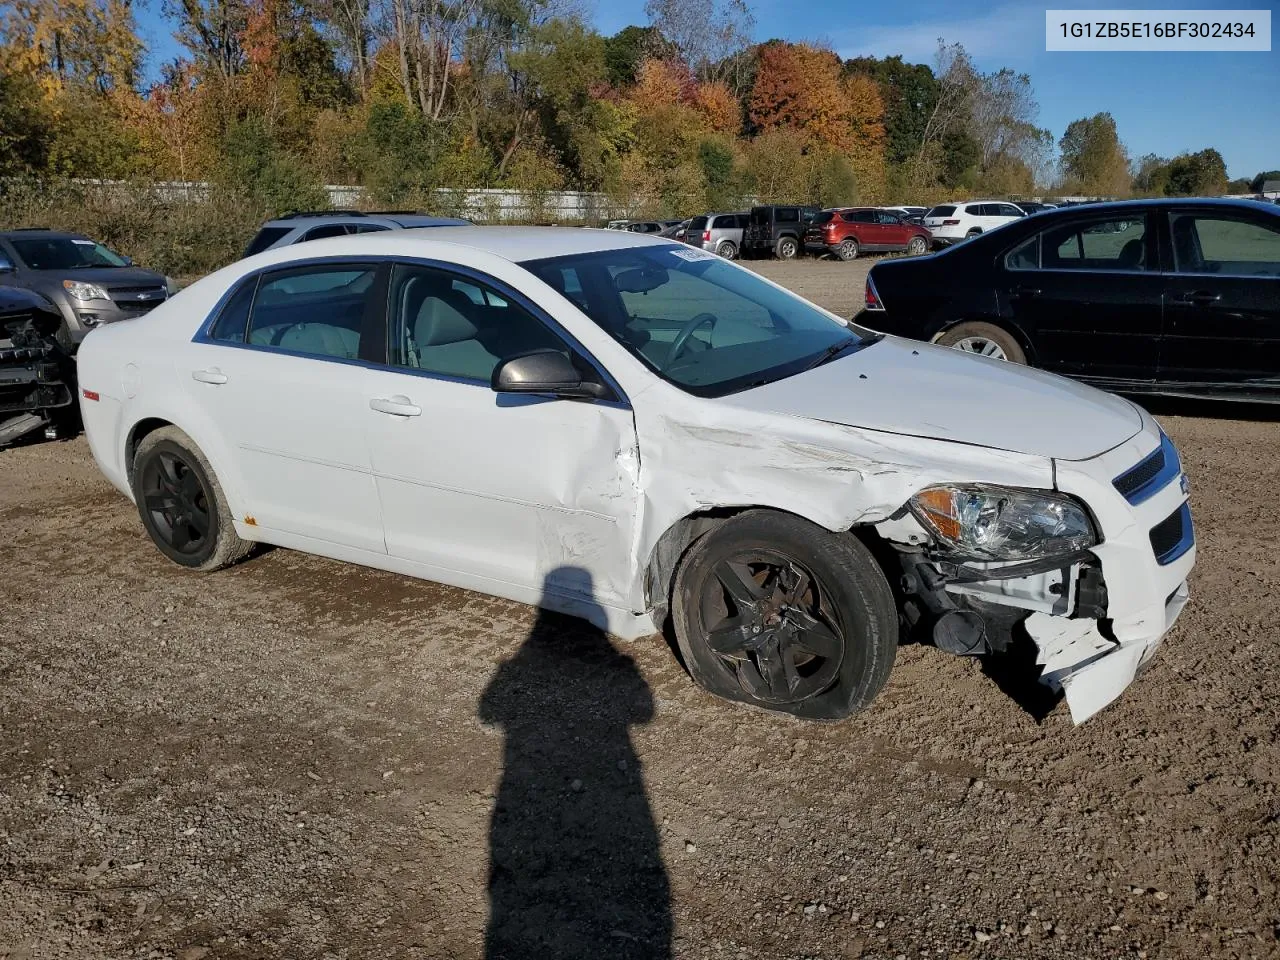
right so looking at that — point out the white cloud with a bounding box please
[834,3,1046,66]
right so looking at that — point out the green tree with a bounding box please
[604,24,661,86]
[1249,170,1280,192]
[844,55,938,165]
[0,63,53,173]
[1059,112,1130,195]
[216,115,327,215]
[1164,148,1227,196]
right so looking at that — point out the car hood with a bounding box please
[720,336,1143,461]
[29,266,166,288]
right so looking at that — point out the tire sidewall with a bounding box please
[775,237,798,260]
[672,512,897,721]
[838,239,858,261]
[716,241,737,260]
[908,237,926,255]
[937,321,1027,364]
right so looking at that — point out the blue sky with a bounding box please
[134,0,1279,179]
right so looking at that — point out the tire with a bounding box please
[715,240,738,260]
[671,510,898,721]
[935,321,1027,364]
[965,228,982,239]
[906,236,928,256]
[837,238,859,261]
[774,236,799,260]
[130,425,253,571]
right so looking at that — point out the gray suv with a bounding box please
[683,212,747,259]
[243,210,473,257]
[0,229,171,350]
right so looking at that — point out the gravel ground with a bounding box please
[2,258,1279,960]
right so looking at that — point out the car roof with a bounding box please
[259,212,470,229]
[0,228,89,241]
[241,226,678,267]
[1021,197,1279,216]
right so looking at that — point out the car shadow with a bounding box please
[1126,394,1280,423]
[979,627,1063,722]
[478,567,672,959]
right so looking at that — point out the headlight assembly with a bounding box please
[910,484,1098,562]
[63,280,111,302]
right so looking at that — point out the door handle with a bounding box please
[191,368,228,385]
[1011,286,1042,298]
[369,395,421,417]
[1170,290,1221,306]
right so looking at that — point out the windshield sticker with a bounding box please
[669,247,716,262]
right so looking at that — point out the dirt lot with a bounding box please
[3,258,1279,960]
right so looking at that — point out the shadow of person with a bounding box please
[479,567,672,960]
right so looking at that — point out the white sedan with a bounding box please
[77,228,1194,722]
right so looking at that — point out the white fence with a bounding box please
[28,179,635,223]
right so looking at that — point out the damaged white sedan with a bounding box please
[77,228,1193,723]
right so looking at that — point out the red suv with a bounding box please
[804,208,932,261]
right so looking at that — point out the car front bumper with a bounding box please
[1038,416,1195,721]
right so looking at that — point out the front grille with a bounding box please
[1150,502,1194,565]
[108,286,166,308]
[1114,432,1181,505]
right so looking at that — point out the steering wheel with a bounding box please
[664,312,719,369]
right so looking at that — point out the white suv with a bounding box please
[923,201,1026,247]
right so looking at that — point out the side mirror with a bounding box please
[491,350,614,401]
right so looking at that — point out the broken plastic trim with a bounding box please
[934,548,1096,584]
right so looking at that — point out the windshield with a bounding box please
[522,245,865,397]
[11,236,129,270]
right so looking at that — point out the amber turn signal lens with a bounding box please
[913,487,961,540]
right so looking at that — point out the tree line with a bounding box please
[1,0,1272,222]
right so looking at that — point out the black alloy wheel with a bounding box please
[698,550,843,704]
[140,449,212,557]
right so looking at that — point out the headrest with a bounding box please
[415,296,477,346]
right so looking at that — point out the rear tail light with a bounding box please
[703,230,711,242]
[942,219,960,226]
[864,275,884,311]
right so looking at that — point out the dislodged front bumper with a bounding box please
[1038,420,1195,722]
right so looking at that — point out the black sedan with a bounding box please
[856,198,1280,402]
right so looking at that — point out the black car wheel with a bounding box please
[837,238,859,261]
[131,426,254,571]
[906,236,928,256]
[672,511,897,720]
[775,237,799,260]
[936,321,1027,364]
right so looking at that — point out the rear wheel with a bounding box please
[906,236,928,256]
[131,426,253,571]
[837,238,859,261]
[965,228,982,239]
[775,236,799,260]
[716,240,738,260]
[671,511,898,720]
[936,321,1027,364]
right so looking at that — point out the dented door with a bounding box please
[362,368,641,608]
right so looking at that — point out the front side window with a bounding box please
[1041,217,1148,271]
[10,236,128,270]
[246,264,376,359]
[1169,213,1280,277]
[522,246,866,397]
[999,204,1025,218]
[387,264,567,382]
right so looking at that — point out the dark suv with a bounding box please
[741,205,820,259]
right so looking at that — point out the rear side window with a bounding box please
[843,210,876,223]
[208,278,258,343]
[1170,213,1280,276]
[242,226,292,257]
[246,264,378,359]
[777,208,800,223]
[927,206,956,218]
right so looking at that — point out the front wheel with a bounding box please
[936,321,1027,364]
[131,426,254,571]
[671,511,898,720]
[775,236,799,260]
